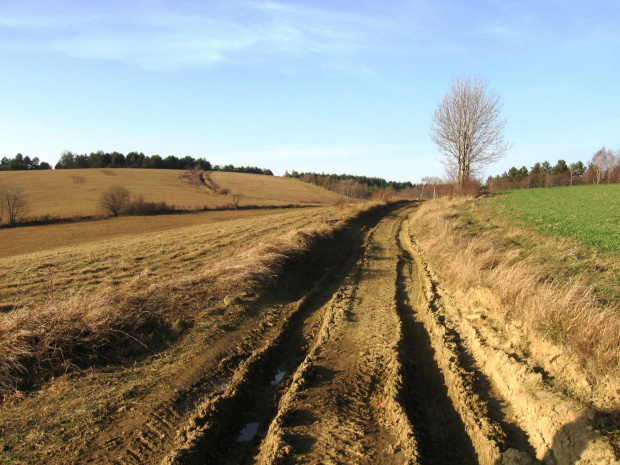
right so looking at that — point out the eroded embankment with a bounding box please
[400,216,618,465]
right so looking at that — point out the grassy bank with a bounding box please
[409,195,620,410]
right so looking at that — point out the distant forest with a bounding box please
[487,147,620,190]
[0,154,52,170]
[285,171,414,199]
[0,151,273,175]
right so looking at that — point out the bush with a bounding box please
[126,197,175,215]
[460,179,483,197]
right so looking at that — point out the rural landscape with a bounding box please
[2,1,619,464]
[0,163,619,464]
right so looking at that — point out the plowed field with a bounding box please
[2,203,616,464]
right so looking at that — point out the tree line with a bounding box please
[487,147,620,190]
[54,150,212,170]
[54,150,273,174]
[0,150,273,175]
[285,171,414,199]
[0,154,52,170]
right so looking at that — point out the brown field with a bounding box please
[0,194,618,464]
[0,207,340,311]
[0,169,342,218]
[0,209,299,259]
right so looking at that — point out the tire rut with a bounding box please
[209,205,535,464]
[395,231,478,464]
[88,202,615,464]
[254,210,413,464]
[159,204,401,465]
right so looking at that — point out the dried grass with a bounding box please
[0,201,382,396]
[410,198,620,385]
[0,285,171,395]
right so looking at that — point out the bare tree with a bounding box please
[431,76,510,188]
[231,193,242,209]
[589,147,616,184]
[420,176,444,199]
[99,186,132,217]
[569,161,586,186]
[0,187,30,227]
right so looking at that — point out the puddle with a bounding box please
[270,369,286,386]
[236,422,260,442]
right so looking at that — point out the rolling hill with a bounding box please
[0,169,343,219]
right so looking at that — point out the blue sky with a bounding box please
[1,0,618,182]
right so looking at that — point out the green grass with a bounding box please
[492,184,620,254]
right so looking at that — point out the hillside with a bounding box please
[0,169,343,219]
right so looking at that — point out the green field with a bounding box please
[493,184,620,253]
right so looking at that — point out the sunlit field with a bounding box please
[492,184,620,254]
[0,169,343,219]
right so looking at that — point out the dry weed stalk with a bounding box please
[410,199,620,387]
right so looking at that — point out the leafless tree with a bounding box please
[569,161,586,186]
[231,193,242,209]
[420,176,444,199]
[589,147,616,184]
[0,186,30,227]
[431,76,510,188]
[99,185,132,217]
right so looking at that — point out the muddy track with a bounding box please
[82,204,617,464]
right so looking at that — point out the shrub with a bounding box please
[99,186,132,217]
[126,197,175,215]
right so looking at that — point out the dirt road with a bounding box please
[80,204,616,464]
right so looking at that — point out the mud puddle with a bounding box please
[237,423,260,442]
[270,369,286,386]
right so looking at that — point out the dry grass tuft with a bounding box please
[0,284,177,395]
[193,223,335,299]
[410,198,620,398]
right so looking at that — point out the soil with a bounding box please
[3,203,617,464]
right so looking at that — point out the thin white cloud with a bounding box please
[478,0,620,50]
[0,1,399,69]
